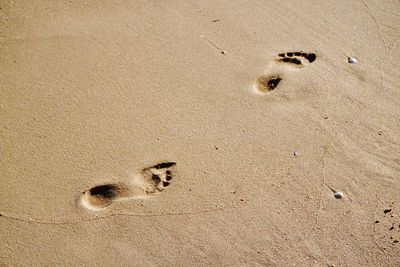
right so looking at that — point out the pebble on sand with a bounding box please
[347,57,357,64]
[334,191,343,199]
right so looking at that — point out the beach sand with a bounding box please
[1,0,399,265]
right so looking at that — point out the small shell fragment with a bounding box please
[347,57,357,64]
[334,191,343,199]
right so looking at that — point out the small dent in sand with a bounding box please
[333,191,343,199]
[347,57,358,64]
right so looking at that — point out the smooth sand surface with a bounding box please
[1,0,400,266]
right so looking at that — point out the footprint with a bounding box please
[254,51,317,93]
[277,51,316,67]
[141,162,176,193]
[80,162,177,210]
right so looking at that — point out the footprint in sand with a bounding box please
[80,162,176,210]
[255,51,317,93]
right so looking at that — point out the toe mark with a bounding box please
[280,57,302,65]
[305,53,316,63]
[153,162,176,169]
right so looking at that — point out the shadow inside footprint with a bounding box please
[89,184,120,199]
[81,183,128,210]
[152,162,176,169]
[256,75,283,92]
[305,53,316,63]
[280,57,302,65]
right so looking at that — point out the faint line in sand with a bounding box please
[0,202,243,225]
[359,0,388,98]
[200,35,223,53]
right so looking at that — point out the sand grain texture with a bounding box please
[1,0,400,266]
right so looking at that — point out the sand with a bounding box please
[1,0,400,266]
